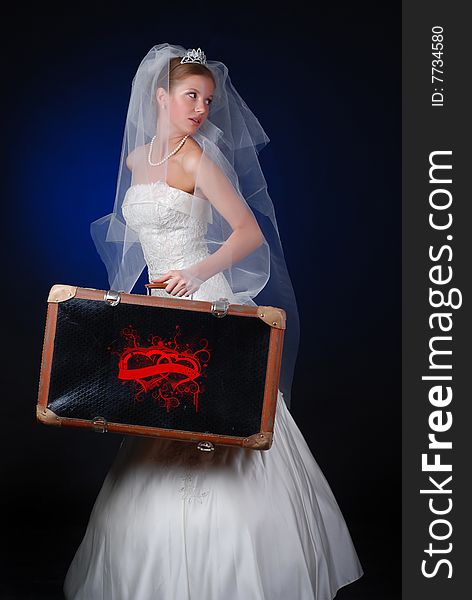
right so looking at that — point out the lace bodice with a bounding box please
[122,181,235,302]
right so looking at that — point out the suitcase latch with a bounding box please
[197,441,215,452]
[92,416,108,433]
[211,298,230,318]
[104,290,122,306]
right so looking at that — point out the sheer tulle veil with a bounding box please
[90,43,300,409]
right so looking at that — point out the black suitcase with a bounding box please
[36,284,286,451]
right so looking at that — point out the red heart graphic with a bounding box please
[115,334,211,413]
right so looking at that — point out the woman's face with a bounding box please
[167,75,215,134]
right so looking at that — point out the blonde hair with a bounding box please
[156,56,216,91]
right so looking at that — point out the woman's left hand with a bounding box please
[151,268,204,297]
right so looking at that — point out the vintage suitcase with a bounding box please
[36,284,285,451]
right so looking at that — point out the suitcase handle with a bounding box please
[144,282,195,300]
[144,283,167,290]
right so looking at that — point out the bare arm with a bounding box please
[185,152,265,282]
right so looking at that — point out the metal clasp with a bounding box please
[92,416,108,433]
[197,441,215,452]
[211,297,230,318]
[104,290,122,306]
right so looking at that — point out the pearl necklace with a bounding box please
[148,134,189,166]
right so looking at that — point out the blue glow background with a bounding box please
[3,3,400,598]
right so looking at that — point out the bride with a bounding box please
[63,43,363,600]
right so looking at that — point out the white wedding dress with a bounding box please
[63,181,363,600]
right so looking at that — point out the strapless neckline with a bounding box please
[123,179,213,224]
[128,180,199,200]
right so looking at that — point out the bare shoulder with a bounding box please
[126,144,148,171]
[181,137,204,177]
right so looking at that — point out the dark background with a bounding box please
[1,2,400,598]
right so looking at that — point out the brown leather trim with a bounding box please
[242,431,273,449]
[256,306,286,329]
[71,285,262,318]
[36,302,58,412]
[260,324,285,436]
[48,284,78,303]
[36,413,273,450]
[36,406,62,425]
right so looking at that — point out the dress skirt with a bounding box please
[63,389,363,600]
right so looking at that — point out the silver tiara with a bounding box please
[180,47,207,65]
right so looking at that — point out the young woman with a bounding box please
[63,43,363,600]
